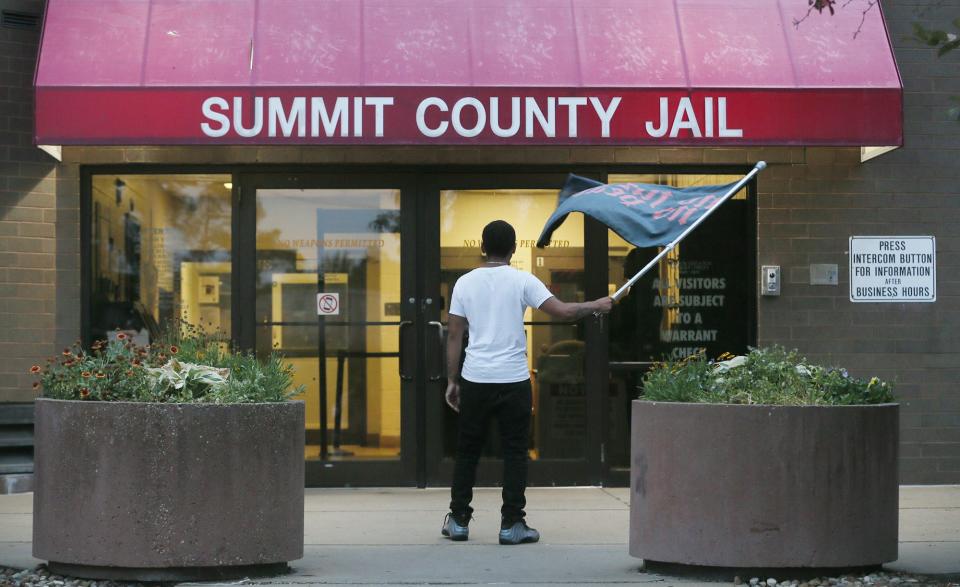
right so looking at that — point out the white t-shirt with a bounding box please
[448,265,554,384]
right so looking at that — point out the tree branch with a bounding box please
[793,0,880,39]
[853,0,878,39]
[793,4,816,29]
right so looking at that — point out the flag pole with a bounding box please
[610,161,767,303]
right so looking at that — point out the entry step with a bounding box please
[0,403,34,425]
[0,473,33,494]
[0,451,34,475]
[0,426,33,447]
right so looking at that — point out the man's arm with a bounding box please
[539,296,614,321]
[446,314,467,382]
[444,314,468,412]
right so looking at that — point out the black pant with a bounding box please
[450,378,532,525]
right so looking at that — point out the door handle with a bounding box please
[427,321,445,381]
[398,320,414,381]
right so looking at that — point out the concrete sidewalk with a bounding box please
[1,486,958,586]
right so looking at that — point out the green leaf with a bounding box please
[911,23,931,43]
[938,38,960,57]
[912,23,953,47]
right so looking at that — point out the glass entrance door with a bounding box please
[239,172,607,487]
[238,174,420,486]
[422,174,609,487]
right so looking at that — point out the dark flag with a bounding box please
[536,174,740,249]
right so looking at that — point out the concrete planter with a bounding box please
[33,398,305,582]
[630,401,898,569]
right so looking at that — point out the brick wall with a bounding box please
[756,1,960,484]
[0,0,80,402]
[2,0,959,482]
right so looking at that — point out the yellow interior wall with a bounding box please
[180,261,230,333]
[440,189,584,272]
[286,357,345,432]
[368,231,402,443]
[254,189,402,448]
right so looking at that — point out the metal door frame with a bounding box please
[236,171,422,487]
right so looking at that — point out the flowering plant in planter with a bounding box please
[31,324,303,403]
[642,346,894,405]
[30,323,307,581]
[630,346,899,568]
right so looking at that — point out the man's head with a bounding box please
[481,220,517,259]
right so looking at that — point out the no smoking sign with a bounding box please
[316,293,340,316]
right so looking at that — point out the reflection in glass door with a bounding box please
[89,174,232,343]
[254,189,405,467]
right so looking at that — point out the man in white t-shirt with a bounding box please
[441,220,613,545]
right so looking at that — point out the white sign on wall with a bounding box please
[317,293,340,315]
[849,236,936,303]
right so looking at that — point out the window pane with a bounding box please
[90,174,232,343]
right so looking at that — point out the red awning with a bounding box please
[34,0,902,147]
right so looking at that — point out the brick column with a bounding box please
[0,0,80,402]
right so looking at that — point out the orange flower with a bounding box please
[62,349,72,357]
[30,365,41,374]
[79,388,90,398]
[116,332,128,341]
[169,345,179,354]
[32,382,40,389]
[132,359,142,366]
[64,360,74,367]
[81,371,91,378]
[126,370,133,376]
[95,372,106,379]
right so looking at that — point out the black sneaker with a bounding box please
[498,519,540,545]
[441,513,469,541]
